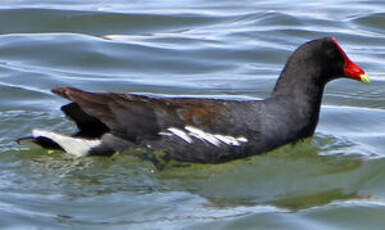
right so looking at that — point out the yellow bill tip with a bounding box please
[360,74,370,84]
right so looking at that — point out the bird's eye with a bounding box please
[325,47,337,59]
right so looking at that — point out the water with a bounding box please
[1,0,385,229]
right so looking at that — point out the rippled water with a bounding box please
[2,0,385,229]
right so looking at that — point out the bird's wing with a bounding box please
[52,87,231,144]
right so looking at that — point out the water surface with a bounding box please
[2,0,385,229]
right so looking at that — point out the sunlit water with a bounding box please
[2,0,385,229]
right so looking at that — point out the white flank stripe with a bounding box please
[214,134,240,146]
[185,126,221,147]
[159,126,248,147]
[158,131,172,136]
[32,129,101,157]
[167,127,193,143]
[186,126,248,147]
[236,137,248,143]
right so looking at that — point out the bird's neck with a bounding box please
[272,60,327,106]
[272,74,325,104]
[271,70,327,135]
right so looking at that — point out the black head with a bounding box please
[300,37,368,82]
[273,37,369,95]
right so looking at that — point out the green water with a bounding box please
[2,0,385,229]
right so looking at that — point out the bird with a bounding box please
[18,37,370,163]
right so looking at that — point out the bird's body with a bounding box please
[22,37,370,163]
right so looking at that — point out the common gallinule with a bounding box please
[21,37,370,163]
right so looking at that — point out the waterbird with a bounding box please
[18,37,370,163]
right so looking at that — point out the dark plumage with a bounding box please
[21,37,370,163]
